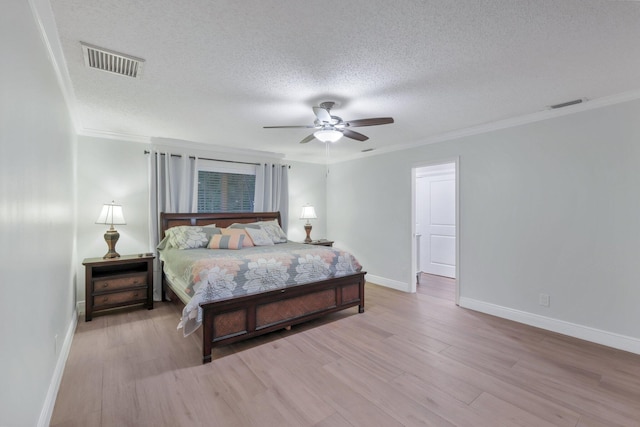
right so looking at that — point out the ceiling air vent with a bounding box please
[81,42,145,79]
[549,98,585,109]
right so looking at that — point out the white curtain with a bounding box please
[148,151,199,300]
[254,163,289,232]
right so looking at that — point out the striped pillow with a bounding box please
[221,228,254,247]
[207,234,245,250]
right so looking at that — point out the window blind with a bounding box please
[197,170,256,213]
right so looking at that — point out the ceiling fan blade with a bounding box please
[299,133,317,144]
[263,125,316,129]
[312,106,332,123]
[342,128,369,141]
[345,117,394,127]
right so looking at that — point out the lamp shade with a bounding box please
[314,129,343,143]
[96,201,126,226]
[300,205,317,220]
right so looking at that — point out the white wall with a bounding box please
[287,161,328,243]
[0,1,77,425]
[75,136,152,304]
[75,138,328,304]
[328,98,640,352]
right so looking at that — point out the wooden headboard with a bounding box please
[160,212,281,238]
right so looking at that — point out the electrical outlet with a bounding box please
[539,293,550,307]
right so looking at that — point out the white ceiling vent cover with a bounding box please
[81,42,145,79]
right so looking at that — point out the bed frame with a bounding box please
[160,212,366,364]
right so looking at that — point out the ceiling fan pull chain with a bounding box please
[326,142,331,177]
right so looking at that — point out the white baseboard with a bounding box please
[38,310,78,427]
[366,274,411,292]
[77,300,85,315]
[459,297,640,356]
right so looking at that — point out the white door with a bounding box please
[416,167,456,278]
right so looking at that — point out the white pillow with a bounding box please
[245,227,274,246]
[258,219,288,243]
[166,226,209,249]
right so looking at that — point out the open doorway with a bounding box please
[411,160,459,304]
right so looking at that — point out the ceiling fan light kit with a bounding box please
[264,101,394,145]
[314,128,343,143]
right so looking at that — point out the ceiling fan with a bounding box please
[263,101,394,144]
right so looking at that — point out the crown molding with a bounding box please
[28,0,83,133]
[78,128,152,144]
[330,89,640,165]
[150,137,285,161]
[26,0,640,167]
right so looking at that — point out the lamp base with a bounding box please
[304,223,313,243]
[103,229,121,259]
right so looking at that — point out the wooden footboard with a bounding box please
[200,272,366,363]
[159,212,366,364]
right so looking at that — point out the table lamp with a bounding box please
[96,201,126,259]
[300,205,317,243]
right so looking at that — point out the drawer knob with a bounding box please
[102,282,109,288]
[134,292,139,297]
[103,297,109,302]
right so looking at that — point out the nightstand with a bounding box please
[83,254,154,321]
[304,239,334,247]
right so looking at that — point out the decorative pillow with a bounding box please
[207,234,245,250]
[156,235,172,251]
[221,228,254,247]
[258,219,288,243]
[245,227,274,246]
[202,224,221,240]
[166,226,209,249]
[228,222,261,229]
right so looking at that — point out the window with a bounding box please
[197,161,256,213]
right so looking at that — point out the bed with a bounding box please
[159,212,366,363]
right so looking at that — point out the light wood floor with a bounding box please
[51,277,640,426]
[417,272,456,302]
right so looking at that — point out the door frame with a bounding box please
[410,157,460,305]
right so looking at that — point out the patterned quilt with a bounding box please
[159,242,362,336]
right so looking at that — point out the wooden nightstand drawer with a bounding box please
[83,254,154,321]
[93,288,147,309]
[94,272,147,292]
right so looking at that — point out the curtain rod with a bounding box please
[144,150,290,167]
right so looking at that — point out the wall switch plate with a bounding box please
[539,293,550,307]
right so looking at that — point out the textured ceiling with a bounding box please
[48,0,640,162]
